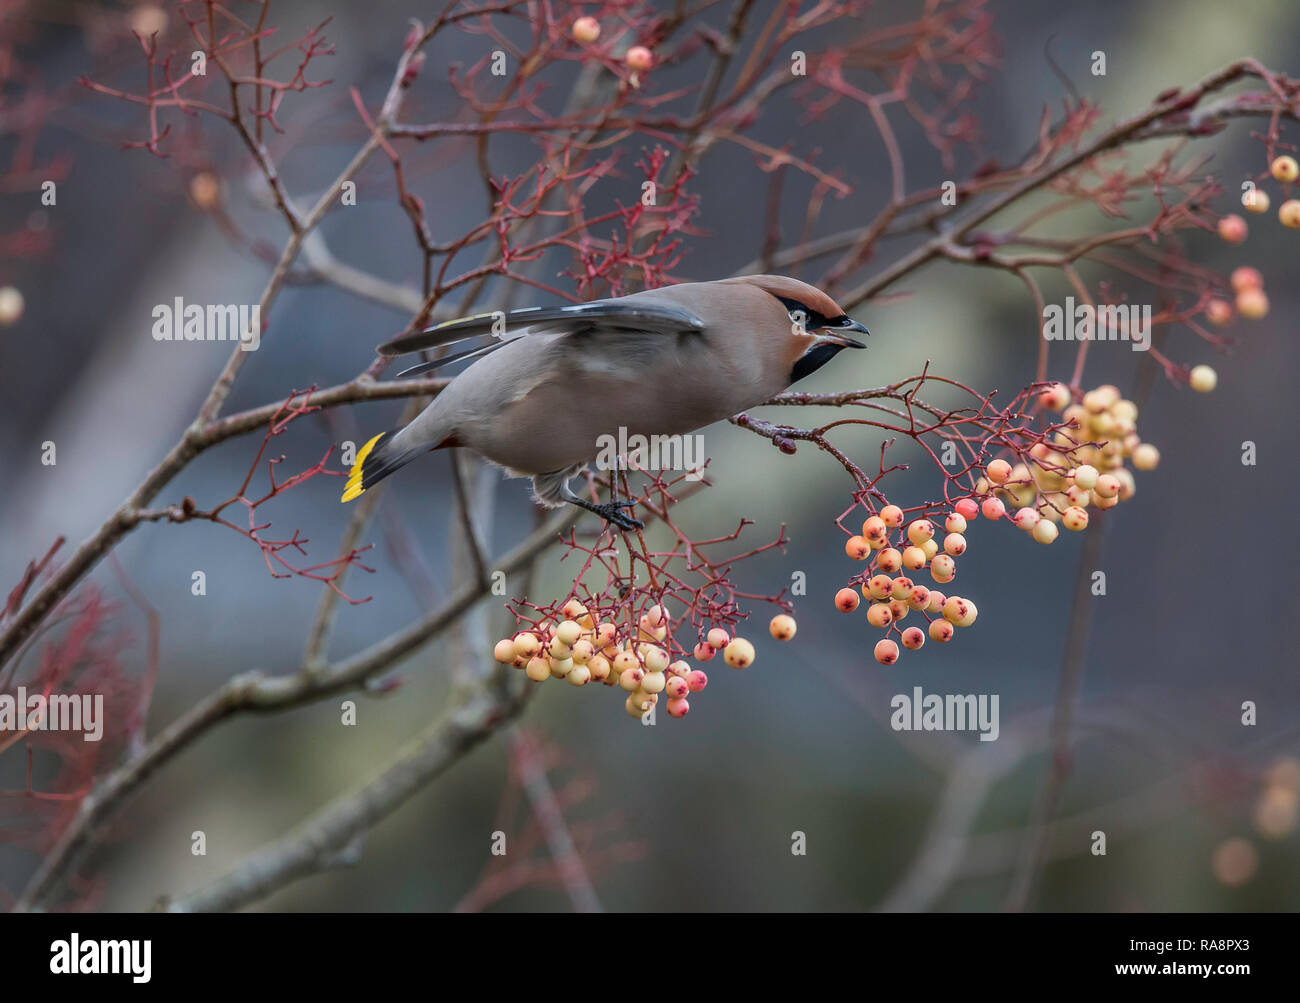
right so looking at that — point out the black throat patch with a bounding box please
[790,342,846,383]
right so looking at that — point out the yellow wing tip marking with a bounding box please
[340,432,386,503]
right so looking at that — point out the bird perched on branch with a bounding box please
[341,274,868,529]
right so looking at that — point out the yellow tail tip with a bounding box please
[340,432,386,503]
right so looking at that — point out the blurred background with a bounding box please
[1,0,1297,911]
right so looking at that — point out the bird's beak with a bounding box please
[817,317,869,349]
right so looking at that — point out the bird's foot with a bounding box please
[593,499,643,531]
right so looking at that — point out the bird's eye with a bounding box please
[788,308,808,330]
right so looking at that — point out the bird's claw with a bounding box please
[595,500,643,531]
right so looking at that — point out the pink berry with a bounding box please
[954,498,979,521]
[665,675,689,699]
[901,626,925,650]
[686,669,708,692]
[981,497,1006,520]
[707,627,730,649]
[625,45,653,70]
[874,639,899,665]
[835,588,860,612]
[666,696,690,718]
[1217,214,1247,244]
[693,641,716,661]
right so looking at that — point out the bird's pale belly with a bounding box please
[465,373,758,475]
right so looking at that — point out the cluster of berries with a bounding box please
[1205,265,1270,330]
[836,502,981,664]
[571,16,654,70]
[493,599,796,719]
[1222,155,1300,241]
[999,380,1166,536]
[836,380,1175,663]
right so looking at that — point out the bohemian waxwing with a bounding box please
[341,274,867,528]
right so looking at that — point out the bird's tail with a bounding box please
[340,429,421,502]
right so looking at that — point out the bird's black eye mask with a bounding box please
[773,295,857,334]
[773,295,858,383]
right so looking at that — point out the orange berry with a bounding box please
[834,588,860,613]
[874,639,899,665]
[928,619,954,642]
[986,459,1012,484]
[880,504,904,527]
[862,515,887,540]
[876,548,903,574]
[493,639,517,663]
[907,585,931,610]
[845,535,871,560]
[866,603,893,628]
[888,599,910,622]
[891,577,915,602]
[867,574,893,600]
[941,596,969,624]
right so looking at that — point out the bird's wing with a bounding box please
[377,300,705,379]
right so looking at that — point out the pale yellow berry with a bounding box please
[930,554,955,583]
[572,16,601,42]
[493,639,517,663]
[525,657,551,682]
[513,632,541,659]
[1243,187,1270,213]
[566,664,591,686]
[549,635,572,659]
[1272,155,1300,183]
[555,619,582,647]
[907,519,935,545]
[626,693,652,717]
[640,670,666,694]
[945,513,967,534]
[1093,474,1121,499]
[921,539,939,561]
[769,614,797,641]
[1131,443,1158,470]
[867,574,893,600]
[619,666,645,691]
[707,627,731,649]
[866,603,893,628]
[1033,519,1058,545]
[956,600,978,628]
[1061,506,1089,531]
[1189,364,1217,392]
[941,596,969,624]
[587,655,611,683]
[1282,199,1300,229]
[902,546,927,571]
[943,533,966,556]
[724,637,755,669]
[642,645,670,673]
